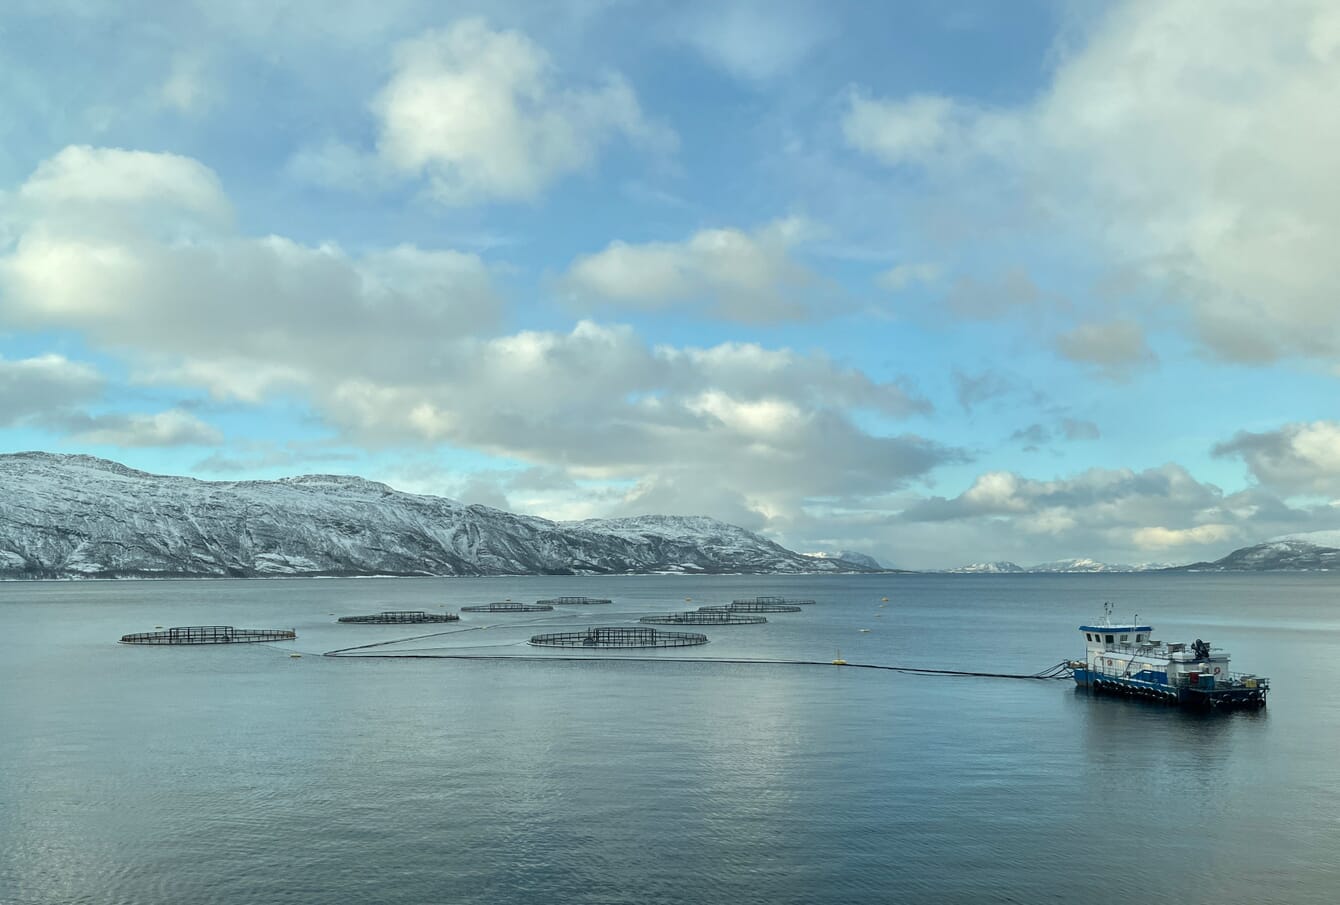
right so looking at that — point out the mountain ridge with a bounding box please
[0,452,874,579]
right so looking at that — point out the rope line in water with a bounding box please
[322,645,1075,681]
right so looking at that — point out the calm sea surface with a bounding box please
[2,573,1338,904]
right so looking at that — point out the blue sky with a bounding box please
[2,0,1338,568]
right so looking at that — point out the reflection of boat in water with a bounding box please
[1069,603,1269,711]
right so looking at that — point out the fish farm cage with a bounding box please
[733,596,816,606]
[536,596,613,606]
[700,602,803,613]
[119,626,296,645]
[640,612,767,625]
[337,611,460,624]
[529,626,708,648]
[460,602,554,613]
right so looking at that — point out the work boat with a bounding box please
[1069,604,1269,710]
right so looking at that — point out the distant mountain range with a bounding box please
[945,535,1340,573]
[0,453,880,579]
[942,558,1173,574]
[1169,536,1340,572]
[4,452,1338,578]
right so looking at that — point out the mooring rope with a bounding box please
[322,645,1074,681]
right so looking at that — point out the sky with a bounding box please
[1,0,1338,569]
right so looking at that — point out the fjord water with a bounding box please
[2,574,1337,905]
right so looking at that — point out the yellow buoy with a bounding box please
[859,628,871,633]
[154,625,163,629]
[881,597,889,602]
[832,649,847,666]
[289,653,302,658]
[685,597,692,602]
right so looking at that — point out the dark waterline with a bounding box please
[2,573,1338,904]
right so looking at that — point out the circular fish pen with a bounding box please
[640,612,767,625]
[700,602,803,613]
[536,596,613,606]
[338,610,460,624]
[529,626,707,648]
[460,602,554,613]
[120,626,296,645]
[733,596,816,606]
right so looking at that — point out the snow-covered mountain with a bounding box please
[1173,538,1340,571]
[804,550,886,570]
[943,559,1169,573]
[0,452,861,578]
[947,561,1026,573]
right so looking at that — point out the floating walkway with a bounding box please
[120,626,296,645]
[338,610,460,624]
[700,602,802,613]
[529,626,708,648]
[733,596,815,606]
[536,596,613,606]
[460,602,553,613]
[640,612,767,625]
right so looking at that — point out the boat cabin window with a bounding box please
[1136,633,1147,642]
[1085,633,1093,641]
[1105,634,1114,644]
[1120,634,1129,642]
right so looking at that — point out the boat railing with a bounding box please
[1100,641,1227,658]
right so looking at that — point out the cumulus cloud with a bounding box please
[564,218,824,322]
[843,93,1000,168]
[1,147,502,401]
[318,320,948,501]
[0,145,947,536]
[16,145,231,227]
[369,18,675,204]
[50,409,223,447]
[875,462,1331,567]
[1132,524,1238,550]
[843,0,1340,364]
[1054,321,1157,380]
[0,354,103,425]
[1213,421,1340,496]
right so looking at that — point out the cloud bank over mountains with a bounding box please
[1,1,1338,568]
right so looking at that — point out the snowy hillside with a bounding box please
[0,453,857,578]
[804,550,885,570]
[1174,538,1340,571]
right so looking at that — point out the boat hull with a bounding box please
[1073,668,1267,710]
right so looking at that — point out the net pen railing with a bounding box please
[529,626,708,648]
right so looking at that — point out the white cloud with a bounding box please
[1214,421,1340,496]
[0,354,103,424]
[875,262,940,292]
[57,409,223,447]
[564,217,824,322]
[843,93,994,167]
[843,0,1340,364]
[1054,321,1157,380]
[872,461,1326,567]
[0,145,948,537]
[1,147,502,402]
[673,0,833,81]
[17,145,230,225]
[160,53,213,114]
[371,18,675,204]
[1132,524,1237,550]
